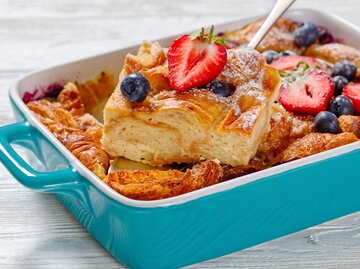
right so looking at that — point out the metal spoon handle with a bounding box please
[248,0,296,49]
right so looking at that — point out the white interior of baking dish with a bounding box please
[9,8,360,208]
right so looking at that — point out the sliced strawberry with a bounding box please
[343,83,360,114]
[168,26,227,91]
[271,55,322,71]
[279,69,334,115]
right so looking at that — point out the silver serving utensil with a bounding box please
[248,0,296,49]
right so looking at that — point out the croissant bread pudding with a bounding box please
[25,21,360,200]
[102,41,280,166]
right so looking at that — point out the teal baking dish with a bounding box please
[1,8,360,269]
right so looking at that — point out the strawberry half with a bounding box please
[168,26,227,91]
[271,55,322,71]
[343,83,360,114]
[279,69,334,115]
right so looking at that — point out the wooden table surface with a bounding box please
[1,0,360,268]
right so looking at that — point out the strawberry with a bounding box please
[343,83,360,114]
[168,26,227,91]
[271,55,322,71]
[279,69,334,115]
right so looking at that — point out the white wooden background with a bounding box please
[1,0,360,268]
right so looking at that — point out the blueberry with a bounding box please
[328,95,354,117]
[314,111,340,134]
[280,50,297,57]
[331,60,357,82]
[332,75,349,95]
[262,50,280,64]
[206,80,231,97]
[294,22,319,47]
[120,73,150,102]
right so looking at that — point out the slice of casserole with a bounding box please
[102,41,281,166]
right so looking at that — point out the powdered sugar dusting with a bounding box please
[218,47,265,86]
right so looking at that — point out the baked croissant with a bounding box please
[56,82,85,116]
[27,99,110,179]
[56,83,104,143]
[222,158,268,181]
[339,115,360,138]
[305,43,360,79]
[55,127,109,179]
[104,160,223,200]
[273,132,359,165]
[223,18,300,53]
[256,104,315,163]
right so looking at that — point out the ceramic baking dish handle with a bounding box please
[0,120,82,192]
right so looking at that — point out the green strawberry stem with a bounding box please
[189,25,226,48]
[279,62,312,83]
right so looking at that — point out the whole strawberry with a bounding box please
[168,25,227,91]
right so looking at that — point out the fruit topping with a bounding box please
[328,95,354,117]
[314,111,340,134]
[23,83,63,103]
[331,60,357,82]
[294,22,319,47]
[262,50,280,64]
[279,69,334,115]
[271,55,322,71]
[318,26,335,45]
[120,73,150,102]
[168,25,227,91]
[206,80,231,97]
[332,75,349,96]
[343,83,360,114]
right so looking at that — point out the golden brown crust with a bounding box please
[305,43,360,79]
[119,40,171,95]
[305,43,360,64]
[27,99,109,179]
[27,99,79,129]
[223,18,299,53]
[222,158,268,181]
[273,132,359,165]
[257,107,292,162]
[339,115,360,138]
[56,82,85,116]
[256,104,315,163]
[288,113,315,141]
[75,113,104,143]
[104,160,223,200]
[74,71,116,120]
[55,127,109,179]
